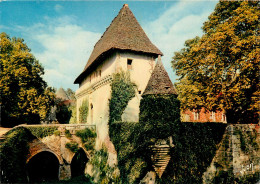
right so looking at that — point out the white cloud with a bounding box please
[13,17,101,91]
[144,1,217,83]
[34,24,101,90]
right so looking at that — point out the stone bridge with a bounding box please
[15,124,96,182]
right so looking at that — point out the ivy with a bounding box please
[65,142,79,153]
[25,126,58,138]
[65,129,72,139]
[90,147,120,184]
[79,100,89,123]
[109,71,136,124]
[75,128,97,151]
[0,127,35,183]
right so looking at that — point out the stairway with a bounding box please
[150,144,171,178]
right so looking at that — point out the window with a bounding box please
[222,113,226,122]
[127,59,132,70]
[138,90,141,94]
[210,112,216,122]
[99,70,102,77]
[193,111,199,121]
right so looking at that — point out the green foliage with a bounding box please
[0,32,55,127]
[66,88,76,100]
[76,128,96,151]
[109,93,229,183]
[53,130,60,136]
[163,122,227,184]
[65,141,79,153]
[109,71,136,124]
[56,101,72,124]
[90,147,120,184]
[69,103,77,124]
[26,126,58,138]
[110,122,148,183]
[79,100,89,123]
[233,126,258,154]
[139,94,180,143]
[172,1,259,124]
[0,127,35,183]
[76,128,97,142]
[65,129,72,138]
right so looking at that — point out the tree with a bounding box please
[172,1,259,124]
[66,88,76,100]
[0,33,55,127]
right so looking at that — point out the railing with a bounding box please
[15,124,96,130]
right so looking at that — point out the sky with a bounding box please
[0,0,218,91]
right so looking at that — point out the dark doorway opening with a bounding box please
[26,151,59,183]
[71,148,88,178]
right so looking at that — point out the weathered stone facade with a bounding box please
[203,124,260,183]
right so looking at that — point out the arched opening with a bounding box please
[71,148,89,178]
[26,151,59,183]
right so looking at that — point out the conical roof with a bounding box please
[56,88,69,101]
[75,4,163,84]
[142,57,177,96]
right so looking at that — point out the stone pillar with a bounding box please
[59,164,71,180]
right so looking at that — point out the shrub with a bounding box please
[0,127,35,183]
[65,129,72,138]
[79,100,89,123]
[65,142,79,153]
[26,126,58,138]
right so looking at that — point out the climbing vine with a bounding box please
[25,126,58,138]
[79,100,89,123]
[90,147,120,184]
[109,71,136,124]
[65,128,97,153]
[76,128,97,151]
[0,127,35,183]
[65,142,79,153]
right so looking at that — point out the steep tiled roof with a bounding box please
[142,57,177,96]
[56,88,69,101]
[74,4,163,84]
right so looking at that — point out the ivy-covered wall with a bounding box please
[0,127,35,183]
[109,71,136,124]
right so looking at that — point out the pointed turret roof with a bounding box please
[142,57,177,96]
[56,88,69,101]
[74,4,163,84]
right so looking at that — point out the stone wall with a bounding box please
[203,124,260,183]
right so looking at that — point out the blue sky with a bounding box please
[0,1,218,91]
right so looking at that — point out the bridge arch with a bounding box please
[26,151,60,183]
[70,147,90,178]
[26,148,63,165]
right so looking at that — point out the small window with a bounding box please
[127,59,132,70]
[165,86,170,90]
[138,90,141,94]
[193,112,199,121]
[99,70,101,77]
[222,113,226,122]
[210,112,216,122]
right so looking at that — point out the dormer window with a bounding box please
[165,86,170,90]
[127,59,132,70]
